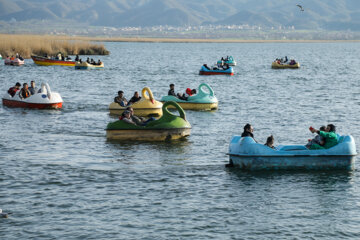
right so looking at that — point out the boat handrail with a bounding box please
[142,87,155,103]
[162,101,186,121]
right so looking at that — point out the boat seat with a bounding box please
[278,145,307,151]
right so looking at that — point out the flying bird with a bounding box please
[297,4,304,11]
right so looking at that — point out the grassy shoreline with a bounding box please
[1,34,359,59]
[0,34,110,59]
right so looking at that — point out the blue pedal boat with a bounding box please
[199,65,234,75]
[228,135,357,170]
[217,56,236,66]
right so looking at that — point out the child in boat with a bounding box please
[114,91,128,107]
[306,126,326,149]
[127,91,141,105]
[7,82,21,97]
[265,135,275,149]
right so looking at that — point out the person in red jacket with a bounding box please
[7,82,21,97]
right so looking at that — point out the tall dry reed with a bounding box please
[0,34,110,58]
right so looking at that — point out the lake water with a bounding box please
[1,42,360,239]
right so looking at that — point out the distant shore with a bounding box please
[80,37,360,43]
[0,34,110,59]
[1,34,359,59]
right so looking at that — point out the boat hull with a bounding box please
[2,99,62,109]
[75,62,104,70]
[5,58,24,66]
[31,56,75,66]
[106,128,191,141]
[271,62,300,69]
[229,154,355,171]
[199,71,234,75]
[161,102,218,110]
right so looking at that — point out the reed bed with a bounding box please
[0,34,110,58]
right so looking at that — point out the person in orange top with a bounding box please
[19,83,31,99]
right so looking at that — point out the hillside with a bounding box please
[0,0,360,31]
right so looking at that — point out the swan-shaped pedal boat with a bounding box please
[217,56,236,66]
[5,57,24,66]
[228,136,357,170]
[271,61,300,69]
[109,87,163,117]
[2,83,63,109]
[160,83,218,111]
[106,101,191,141]
[199,65,234,75]
[75,61,104,70]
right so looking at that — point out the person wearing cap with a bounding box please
[7,82,21,97]
[28,81,38,95]
[120,110,136,125]
[114,91,128,107]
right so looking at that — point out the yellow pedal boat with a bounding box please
[75,61,104,70]
[271,61,300,69]
[106,101,191,141]
[109,87,163,117]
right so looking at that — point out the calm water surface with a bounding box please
[1,42,360,239]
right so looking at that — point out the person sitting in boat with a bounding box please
[306,126,326,149]
[66,56,71,60]
[114,91,128,107]
[120,110,137,125]
[177,88,196,101]
[168,84,177,96]
[276,59,281,64]
[241,123,257,142]
[289,59,296,65]
[19,83,31,99]
[97,59,102,65]
[222,63,229,70]
[309,124,338,150]
[75,55,79,61]
[265,135,275,149]
[126,107,155,126]
[86,58,90,64]
[90,58,96,65]
[28,81,38,95]
[283,56,288,63]
[127,91,141,105]
[7,82,21,97]
[203,64,210,70]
